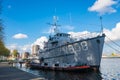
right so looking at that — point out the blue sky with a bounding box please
[1,0,120,54]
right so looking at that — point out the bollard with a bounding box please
[19,62,23,68]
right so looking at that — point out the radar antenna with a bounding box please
[47,16,61,34]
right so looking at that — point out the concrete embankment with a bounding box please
[0,62,45,80]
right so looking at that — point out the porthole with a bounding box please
[96,39,100,44]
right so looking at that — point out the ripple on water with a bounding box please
[16,58,120,80]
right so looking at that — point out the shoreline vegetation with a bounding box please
[102,57,120,58]
[102,56,120,58]
[102,53,120,58]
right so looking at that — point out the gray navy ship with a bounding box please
[30,16,105,71]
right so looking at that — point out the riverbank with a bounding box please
[0,62,45,80]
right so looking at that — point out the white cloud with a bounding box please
[33,36,48,49]
[68,31,99,41]
[13,33,28,39]
[68,31,90,38]
[68,22,120,42]
[6,44,31,53]
[103,22,120,54]
[43,26,59,34]
[6,44,21,53]
[6,36,47,53]
[21,44,32,52]
[48,26,56,34]
[104,22,120,41]
[88,0,117,15]
[6,44,18,51]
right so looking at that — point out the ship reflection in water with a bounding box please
[38,70,102,80]
[28,68,102,80]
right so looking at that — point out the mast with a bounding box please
[47,16,61,34]
[100,16,103,34]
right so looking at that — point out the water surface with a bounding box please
[18,58,120,80]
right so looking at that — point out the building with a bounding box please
[22,52,30,59]
[32,45,40,56]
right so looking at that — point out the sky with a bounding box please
[1,0,120,54]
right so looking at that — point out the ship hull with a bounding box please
[30,63,93,72]
[30,34,105,71]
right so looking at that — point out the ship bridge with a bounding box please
[55,33,70,37]
[47,33,71,48]
[49,33,70,41]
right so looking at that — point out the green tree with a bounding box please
[0,19,4,41]
[0,0,10,57]
[111,53,116,56]
[12,49,19,57]
[0,40,10,57]
[3,48,10,57]
[0,40,5,56]
[0,0,4,41]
